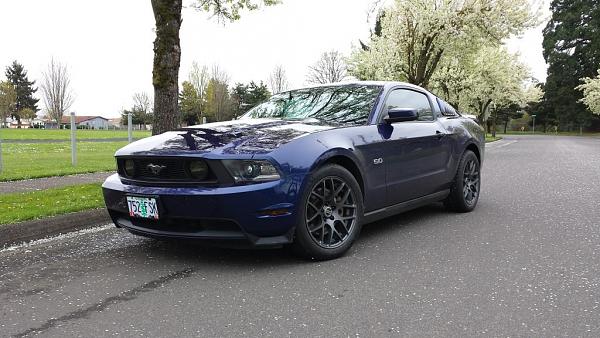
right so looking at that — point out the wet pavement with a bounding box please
[1,135,599,337]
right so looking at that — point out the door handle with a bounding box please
[436,131,446,139]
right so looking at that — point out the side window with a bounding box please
[437,98,458,117]
[447,104,457,116]
[385,89,434,121]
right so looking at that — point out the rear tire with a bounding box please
[444,150,481,212]
[292,165,364,260]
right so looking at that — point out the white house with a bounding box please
[3,117,44,128]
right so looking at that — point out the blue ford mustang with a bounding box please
[103,82,484,260]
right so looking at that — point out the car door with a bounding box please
[378,88,452,206]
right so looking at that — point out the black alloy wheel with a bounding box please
[293,165,363,260]
[444,150,481,212]
[305,177,358,249]
[462,158,480,207]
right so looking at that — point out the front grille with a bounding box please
[136,158,188,180]
[121,215,242,234]
[117,157,218,184]
[109,210,246,239]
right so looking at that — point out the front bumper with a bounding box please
[102,173,305,246]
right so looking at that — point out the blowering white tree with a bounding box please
[348,0,537,89]
[577,70,600,115]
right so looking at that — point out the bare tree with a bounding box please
[205,64,231,122]
[210,64,230,85]
[131,92,153,129]
[189,62,209,104]
[306,50,348,84]
[268,65,289,94]
[40,58,74,124]
[133,92,153,114]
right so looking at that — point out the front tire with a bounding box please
[444,150,481,212]
[292,165,364,260]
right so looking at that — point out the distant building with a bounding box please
[59,115,109,129]
[108,118,122,129]
[3,117,44,129]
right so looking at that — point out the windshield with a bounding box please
[241,85,382,125]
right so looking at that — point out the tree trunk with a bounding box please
[151,0,182,135]
[504,120,508,134]
[491,111,496,138]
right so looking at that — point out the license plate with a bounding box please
[126,196,159,219]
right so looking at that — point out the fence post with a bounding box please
[71,112,77,166]
[128,112,133,143]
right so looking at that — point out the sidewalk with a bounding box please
[0,172,113,194]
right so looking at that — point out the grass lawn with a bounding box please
[500,131,600,137]
[485,135,502,142]
[0,128,151,140]
[0,183,104,225]
[0,142,125,181]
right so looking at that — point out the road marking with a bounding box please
[0,224,114,253]
[488,140,517,149]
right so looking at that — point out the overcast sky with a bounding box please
[0,0,551,118]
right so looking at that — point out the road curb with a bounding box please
[0,209,111,248]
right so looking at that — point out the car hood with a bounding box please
[116,118,335,157]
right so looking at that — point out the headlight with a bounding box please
[188,160,209,180]
[124,159,135,177]
[222,160,281,184]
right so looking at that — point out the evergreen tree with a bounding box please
[231,81,271,117]
[5,61,39,126]
[179,81,203,126]
[246,81,270,107]
[542,0,600,131]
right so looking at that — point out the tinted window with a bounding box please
[243,85,382,125]
[437,98,458,116]
[385,89,433,121]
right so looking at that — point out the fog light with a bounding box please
[124,160,135,177]
[189,161,209,180]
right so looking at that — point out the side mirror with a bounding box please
[384,108,418,124]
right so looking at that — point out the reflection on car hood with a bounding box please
[116,119,334,156]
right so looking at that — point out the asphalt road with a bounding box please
[1,135,599,337]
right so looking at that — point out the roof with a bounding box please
[60,116,108,124]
